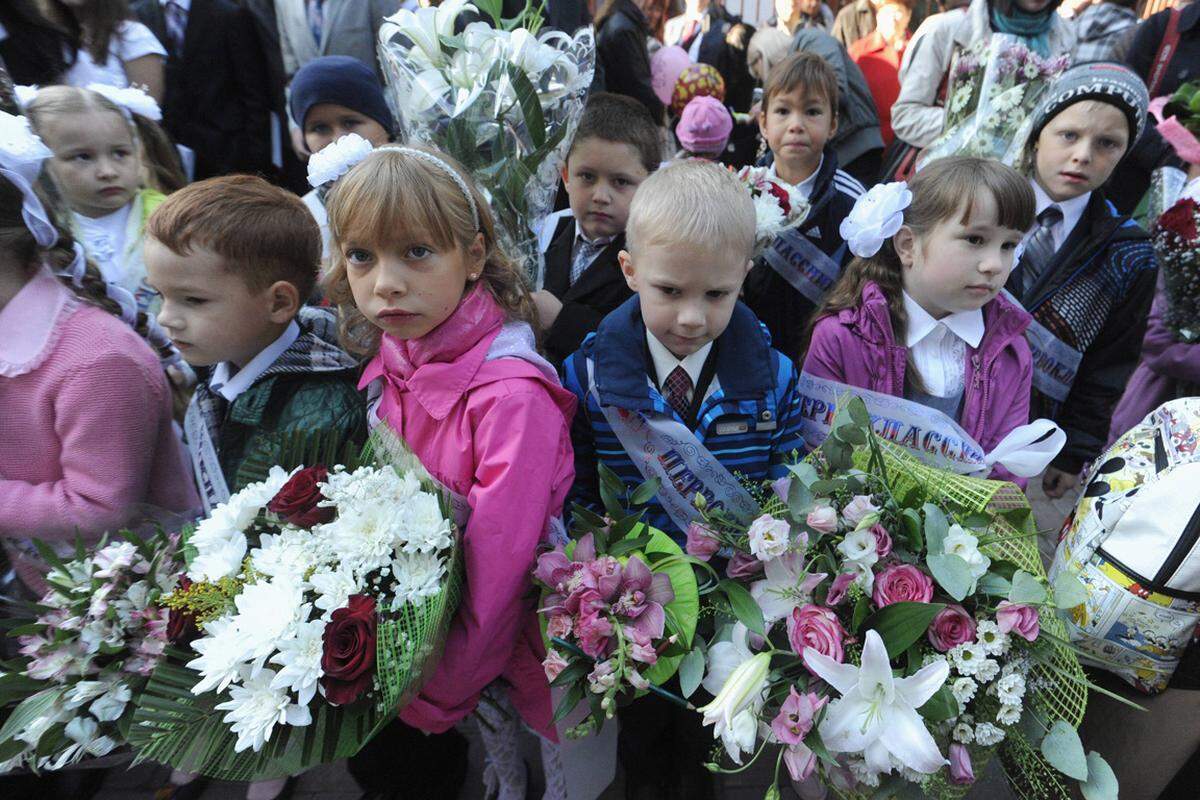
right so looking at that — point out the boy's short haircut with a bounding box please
[626,159,755,259]
[762,51,840,118]
[146,175,321,300]
[569,92,661,174]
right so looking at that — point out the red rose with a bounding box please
[320,594,377,705]
[267,466,333,528]
[167,576,200,646]
[1158,198,1199,242]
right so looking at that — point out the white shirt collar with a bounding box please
[160,0,191,10]
[209,320,300,403]
[767,155,824,201]
[902,292,984,349]
[645,329,713,392]
[1031,180,1090,250]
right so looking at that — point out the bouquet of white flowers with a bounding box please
[377,0,594,288]
[0,531,182,773]
[921,36,1068,168]
[125,433,461,780]
[734,166,812,255]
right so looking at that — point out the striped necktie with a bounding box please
[1015,204,1063,298]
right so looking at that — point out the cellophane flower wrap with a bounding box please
[377,0,595,288]
[921,35,1068,168]
[532,465,700,736]
[1155,197,1200,343]
[0,530,182,773]
[124,429,462,781]
[734,165,812,255]
[682,397,1112,799]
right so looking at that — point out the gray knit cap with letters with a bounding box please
[1029,62,1150,144]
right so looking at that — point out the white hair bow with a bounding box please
[87,83,163,122]
[838,181,913,259]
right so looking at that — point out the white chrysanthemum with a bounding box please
[390,551,447,607]
[975,658,1000,684]
[231,578,311,671]
[974,721,1005,746]
[951,721,975,744]
[996,703,1022,726]
[950,643,987,677]
[89,683,131,722]
[996,673,1026,706]
[975,620,1010,656]
[251,528,328,583]
[950,676,977,706]
[215,667,313,753]
[752,190,786,243]
[188,615,252,695]
[320,504,407,577]
[270,618,327,705]
[398,491,453,554]
[322,464,420,508]
[311,566,360,621]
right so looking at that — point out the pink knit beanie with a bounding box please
[676,95,733,156]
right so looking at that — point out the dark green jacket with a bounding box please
[196,308,366,491]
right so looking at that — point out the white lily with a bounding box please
[750,553,827,628]
[381,0,476,69]
[803,629,949,778]
[698,651,771,745]
[701,622,753,696]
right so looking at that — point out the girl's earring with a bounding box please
[468,273,479,281]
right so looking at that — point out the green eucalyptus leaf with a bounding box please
[787,462,820,488]
[1080,751,1119,800]
[978,572,1013,597]
[1041,720,1089,781]
[679,647,706,699]
[847,397,871,429]
[922,504,950,553]
[1053,571,1089,610]
[927,553,974,601]
[1010,570,1048,605]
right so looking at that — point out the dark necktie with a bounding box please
[662,365,693,420]
[1016,204,1063,298]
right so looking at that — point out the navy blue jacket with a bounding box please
[743,148,865,363]
[562,296,806,542]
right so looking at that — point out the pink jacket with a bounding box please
[360,285,576,739]
[0,268,199,592]
[803,281,1033,486]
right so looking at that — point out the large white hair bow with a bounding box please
[307,133,375,188]
[87,83,163,122]
[0,110,57,248]
[838,181,913,259]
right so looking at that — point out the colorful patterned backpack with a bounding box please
[1049,398,1200,693]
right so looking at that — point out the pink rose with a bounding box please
[871,564,933,607]
[871,524,892,558]
[727,551,764,578]
[949,743,975,785]
[546,613,573,641]
[788,604,845,664]
[685,522,721,561]
[825,572,857,606]
[784,743,818,782]
[996,601,1040,642]
[771,687,827,745]
[543,649,569,681]
[806,504,839,534]
[927,604,977,652]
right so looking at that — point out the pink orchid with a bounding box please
[616,556,674,639]
[624,625,659,665]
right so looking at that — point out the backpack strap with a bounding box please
[1148,7,1183,98]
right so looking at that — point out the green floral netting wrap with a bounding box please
[846,442,1087,800]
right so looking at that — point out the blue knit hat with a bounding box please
[289,56,395,134]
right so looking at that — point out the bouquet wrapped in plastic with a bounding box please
[124,430,462,780]
[921,35,1068,168]
[377,0,595,288]
[679,397,1121,799]
[0,531,182,773]
[1155,197,1200,343]
[733,166,812,255]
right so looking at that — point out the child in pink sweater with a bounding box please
[0,112,197,595]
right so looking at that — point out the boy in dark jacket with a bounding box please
[562,158,805,800]
[144,175,366,505]
[534,92,659,365]
[743,51,865,364]
[1009,63,1158,499]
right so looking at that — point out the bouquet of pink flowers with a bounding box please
[677,398,1117,799]
[734,165,811,255]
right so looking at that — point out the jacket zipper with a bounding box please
[970,354,986,435]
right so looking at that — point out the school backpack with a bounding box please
[1049,398,1200,693]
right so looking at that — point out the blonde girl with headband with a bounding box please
[802,156,1045,485]
[25,84,167,315]
[322,142,576,794]
[0,110,196,597]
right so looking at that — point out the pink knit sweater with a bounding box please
[0,269,199,592]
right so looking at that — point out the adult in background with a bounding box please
[272,0,403,82]
[891,0,1076,150]
[772,0,836,32]
[44,0,166,101]
[832,0,880,46]
[0,1,73,87]
[596,0,664,120]
[1064,0,1138,62]
[1106,2,1200,213]
[664,0,740,63]
[849,0,911,146]
[133,0,273,180]
[790,28,886,184]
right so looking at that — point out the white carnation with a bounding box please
[996,703,1022,726]
[996,673,1026,706]
[950,677,977,706]
[974,721,1005,746]
[975,657,1000,684]
[951,721,975,744]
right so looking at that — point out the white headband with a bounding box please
[838,181,913,259]
[306,134,480,230]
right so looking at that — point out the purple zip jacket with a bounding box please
[802,281,1034,486]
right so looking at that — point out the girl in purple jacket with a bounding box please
[802,156,1040,484]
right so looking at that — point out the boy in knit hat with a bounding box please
[1008,62,1159,500]
[288,55,396,262]
[674,95,734,159]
